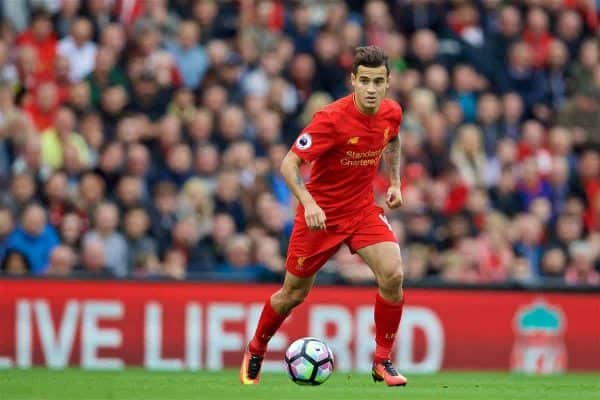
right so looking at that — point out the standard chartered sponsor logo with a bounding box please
[341,158,377,166]
[345,149,383,159]
[341,148,383,166]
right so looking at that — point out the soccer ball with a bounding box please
[284,337,334,385]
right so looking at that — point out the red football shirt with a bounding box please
[16,31,57,77]
[291,94,403,224]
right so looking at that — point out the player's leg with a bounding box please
[249,272,316,356]
[347,209,407,386]
[240,271,315,385]
[241,220,343,384]
[356,241,407,386]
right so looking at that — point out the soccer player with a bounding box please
[240,46,407,387]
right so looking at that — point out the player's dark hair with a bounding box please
[352,46,390,76]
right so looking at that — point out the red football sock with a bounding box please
[249,299,288,357]
[374,292,404,363]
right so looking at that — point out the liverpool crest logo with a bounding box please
[510,299,567,374]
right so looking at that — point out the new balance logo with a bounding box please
[347,137,360,144]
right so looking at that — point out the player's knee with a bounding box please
[283,287,310,308]
[379,266,404,303]
[380,260,404,290]
[385,269,404,290]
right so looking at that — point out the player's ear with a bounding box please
[350,73,356,87]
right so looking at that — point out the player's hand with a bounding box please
[386,187,403,209]
[304,201,327,230]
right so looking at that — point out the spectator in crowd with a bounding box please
[57,17,97,82]
[40,106,90,170]
[557,86,600,145]
[476,93,503,157]
[78,111,104,165]
[126,142,153,198]
[86,46,128,107]
[513,213,545,277]
[167,20,209,89]
[16,9,56,77]
[178,177,214,235]
[68,81,93,118]
[195,212,236,269]
[162,248,186,280]
[215,234,268,281]
[408,29,443,71]
[3,173,37,215]
[502,41,547,115]
[158,143,195,188]
[499,92,523,141]
[541,247,567,280]
[23,80,61,131]
[451,124,487,188]
[149,181,178,254]
[115,174,146,211]
[1,248,31,276]
[127,69,171,121]
[58,212,83,251]
[171,216,211,272]
[517,157,551,211]
[522,7,553,69]
[53,0,80,39]
[565,241,600,285]
[74,171,104,219]
[74,238,113,278]
[43,170,71,227]
[214,170,246,230]
[123,207,158,272]
[285,4,318,57]
[568,38,598,94]
[83,202,128,277]
[0,206,14,262]
[255,235,285,276]
[46,245,76,277]
[5,203,59,275]
[489,6,521,66]
[550,213,584,254]
[555,10,583,59]
[12,135,51,182]
[544,39,569,110]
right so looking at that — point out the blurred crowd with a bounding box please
[0,0,599,286]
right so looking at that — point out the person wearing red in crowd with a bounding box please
[23,81,61,131]
[16,9,57,78]
[240,46,408,387]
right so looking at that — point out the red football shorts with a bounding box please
[285,205,398,278]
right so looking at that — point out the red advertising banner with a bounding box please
[0,280,598,373]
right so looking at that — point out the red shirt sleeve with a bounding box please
[291,110,336,162]
[390,101,403,141]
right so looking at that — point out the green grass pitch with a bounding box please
[1,369,599,400]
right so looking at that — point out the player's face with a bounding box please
[351,65,389,114]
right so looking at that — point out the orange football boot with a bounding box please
[372,359,408,386]
[239,347,264,385]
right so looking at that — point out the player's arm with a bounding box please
[280,151,326,230]
[382,135,403,209]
